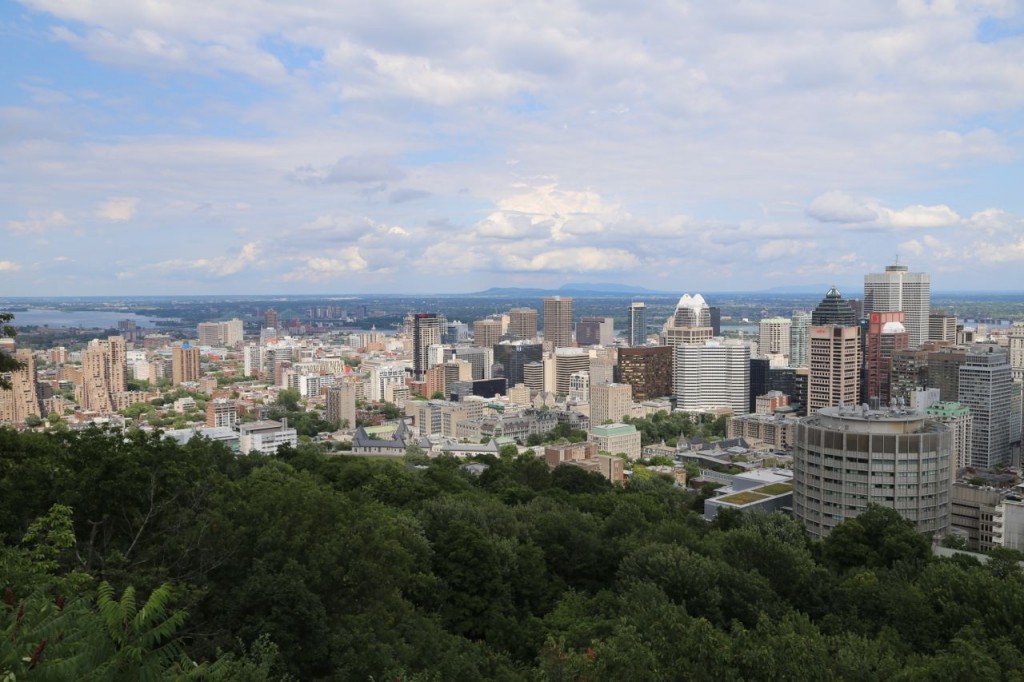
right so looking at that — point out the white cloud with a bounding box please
[807,191,961,230]
[154,242,260,276]
[503,247,640,273]
[807,191,879,223]
[0,260,22,272]
[6,210,70,234]
[96,196,139,221]
[281,247,369,281]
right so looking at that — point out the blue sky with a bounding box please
[2,0,1024,295]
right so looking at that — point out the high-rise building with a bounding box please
[77,336,128,412]
[0,349,41,423]
[808,325,861,413]
[543,296,574,349]
[673,340,751,414]
[264,308,279,330]
[206,398,237,428]
[793,406,952,538]
[925,402,972,470]
[929,311,957,344]
[1008,324,1024,383]
[492,342,543,387]
[865,311,909,408]
[959,345,1013,468]
[663,294,714,347]
[172,343,201,386]
[758,317,792,360]
[453,345,493,381]
[789,311,811,369]
[864,263,930,347]
[508,308,538,341]
[411,313,446,381]
[555,348,590,396]
[811,287,857,326]
[575,316,614,347]
[568,371,590,403]
[628,302,647,346]
[472,318,502,348]
[325,383,357,429]
[591,382,632,426]
[749,357,770,413]
[616,346,673,400]
[709,306,722,336]
[523,361,545,394]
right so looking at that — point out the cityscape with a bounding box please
[4,0,1024,679]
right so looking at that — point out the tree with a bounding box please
[275,389,301,412]
[0,313,24,389]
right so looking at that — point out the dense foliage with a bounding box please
[3,426,1024,680]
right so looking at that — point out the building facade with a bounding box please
[864,263,931,347]
[673,340,751,414]
[543,296,574,349]
[616,346,673,400]
[958,345,1013,468]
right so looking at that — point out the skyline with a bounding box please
[3,1,1024,295]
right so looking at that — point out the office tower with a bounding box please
[473,318,502,348]
[412,313,446,381]
[444,359,473,390]
[865,311,909,408]
[709,306,722,336]
[1009,325,1024,382]
[453,345,493,380]
[759,317,792,360]
[575,316,614,346]
[568,371,590,403]
[492,342,543,387]
[749,357,770,412]
[0,349,41,423]
[929,347,969,401]
[543,296,574,349]
[925,402,972,469]
[117,319,138,343]
[793,406,952,538]
[864,263,930,347]
[206,398,237,428]
[523,361,545,394]
[673,340,751,414]
[789,311,811,368]
[811,287,857,326]
[508,308,538,341]
[444,321,470,344]
[591,382,633,426]
[959,345,1013,468]
[555,348,590,396]
[808,325,861,413]
[589,355,615,387]
[264,308,279,330]
[929,311,957,344]
[326,383,357,429]
[78,336,128,412]
[628,302,647,346]
[197,322,223,347]
[172,342,201,386]
[616,347,672,400]
[663,294,715,346]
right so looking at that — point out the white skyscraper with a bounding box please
[864,263,930,347]
[790,311,811,368]
[673,340,751,414]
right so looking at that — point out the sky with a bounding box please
[2,0,1024,296]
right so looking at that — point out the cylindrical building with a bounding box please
[793,406,952,538]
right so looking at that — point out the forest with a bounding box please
[3,426,1024,681]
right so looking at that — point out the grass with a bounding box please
[718,491,769,505]
[757,483,794,496]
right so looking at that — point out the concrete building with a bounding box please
[411,313,446,381]
[673,340,751,414]
[812,287,858,327]
[326,383,357,429]
[263,308,279,330]
[555,348,591,396]
[206,398,237,428]
[616,346,673,400]
[543,296,574,349]
[1009,324,1024,383]
[568,371,589,403]
[951,483,1004,551]
[959,344,1013,468]
[492,341,543,387]
[727,412,800,451]
[508,308,538,341]
[453,345,493,381]
[576,316,615,347]
[628,302,647,346]
[239,420,298,455]
[925,401,972,470]
[473,318,503,349]
[197,318,244,347]
[171,342,201,387]
[591,382,632,426]
[78,336,128,413]
[663,294,714,347]
[808,325,860,413]
[929,311,957,344]
[864,263,931,347]
[0,349,41,423]
[759,317,792,361]
[793,405,952,538]
[589,423,642,461]
[995,497,1024,552]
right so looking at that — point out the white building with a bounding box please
[673,340,751,414]
[568,371,590,403]
[239,420,298,455]
[864,263,930,347]
[759,317,792,361]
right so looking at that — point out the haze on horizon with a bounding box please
[2,1,1024,296]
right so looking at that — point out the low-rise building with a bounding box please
[589,423,642,461]
[238,419,298,455]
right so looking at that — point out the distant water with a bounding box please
[5,308,178,329]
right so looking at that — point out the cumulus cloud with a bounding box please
[0,260,22,272]
[503,247,640,273]
[96,196,139,221]
[6,210,70,234]
[806,191,879,223]
[154,242,260,276]
[281,247,369,281]
[807,191,960,230]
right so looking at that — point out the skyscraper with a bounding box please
[172,342,201,386]
[263,308,279,330]
[575,316,614,346]
[492,341,543,387]
[628,302,647,346]
[591,383,633,426]
[508,308,538,341]
[811,287,857,326]
[412,313,446,381]
[789,311,811,368]
[758,317,792,360]
[807,288,861,413]
[472,318,502,348]
[0,349,41,423]
[864,263,930,347]
[865,311,909,408]
[663,294,714,346]
[959,345,1013,468]
[77,336,127,412]
[543,296,574,349]
[673,340,751,414]
[616,346,673,400]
